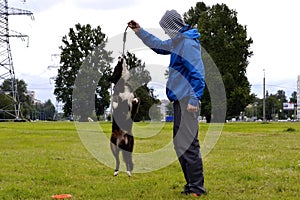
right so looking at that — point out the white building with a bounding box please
[27,90,42,105]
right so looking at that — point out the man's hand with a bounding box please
[128,20,141,32]
[187,104,199,113]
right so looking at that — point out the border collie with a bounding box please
[108,56,140,177]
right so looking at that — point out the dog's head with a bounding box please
[108,56,130,84]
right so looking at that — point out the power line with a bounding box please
[0,0,33,121]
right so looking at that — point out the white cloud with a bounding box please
[73,0,137,10]
[9,0,61,12]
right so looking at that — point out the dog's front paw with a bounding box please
[132,97,139,104]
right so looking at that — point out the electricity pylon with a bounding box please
[0,0,33,120]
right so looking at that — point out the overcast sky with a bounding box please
[7,0,300,104]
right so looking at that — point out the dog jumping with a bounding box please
[108,56,140,177]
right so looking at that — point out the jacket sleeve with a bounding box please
[181,40,205,106]
[135,28,172,55]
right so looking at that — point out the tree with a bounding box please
[29,100,55,121]
[251,90,291,121]
[54,23,113,120]
[0,93,13,119]
[0,79,28,102]
[0,79,33,119]
[184,2,254,121]
[274,90,288,119]
[244,90,299,121]
[263,90,288,120]
[275,90,287,103]
[42,99,56,120]
[265,93,280,120]
[289,91,297,103]
[124,51,160,121]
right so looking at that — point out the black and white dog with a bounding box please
[108,56,140,177]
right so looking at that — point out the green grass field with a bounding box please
[0,122,299,199]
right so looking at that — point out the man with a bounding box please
[128,9,206,197]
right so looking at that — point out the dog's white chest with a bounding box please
[119,86,134,102]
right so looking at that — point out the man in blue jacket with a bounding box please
[128,9,206,197]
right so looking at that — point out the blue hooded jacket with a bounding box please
[136,25,205,106]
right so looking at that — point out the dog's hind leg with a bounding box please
[122,134,134,177]
[110,142,120,176]
[114,149,120,176]
[122,150,133,177]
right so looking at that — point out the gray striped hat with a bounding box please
[159,9,185,38]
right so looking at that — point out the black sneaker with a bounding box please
[181,191,190,195]
[181,190,206,197]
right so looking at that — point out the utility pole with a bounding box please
[0,0,33,121]
[47,53,63,120]
[263,69,266,121]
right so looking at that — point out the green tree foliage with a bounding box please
[0,93,13,119]
[0,79,56,120]
[265,93,281,120]
[124,51,160,121]
[184,2,255,120]
[0,79,18,118]
[0,79,32,119]
[275,90,287,103]
[247,90,296,121]
[54,23,113,120]
[30,100,56,121]
[264,90,288,120]
[40,100,56,120]
[0,79,29,104]
[289,91,297,103]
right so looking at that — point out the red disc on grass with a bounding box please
[51,194,72,199]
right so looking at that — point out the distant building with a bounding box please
[27,90,42,104]
[160,99,170,121]
[27,90,35,99]
[297,75,300,120]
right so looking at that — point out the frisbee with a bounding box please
[51,194,72,199]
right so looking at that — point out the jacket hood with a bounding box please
[159,9,186,38]
[179,25,200,39]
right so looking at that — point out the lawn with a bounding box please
[0,122,299,199]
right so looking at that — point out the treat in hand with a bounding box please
[128,20,140,31]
